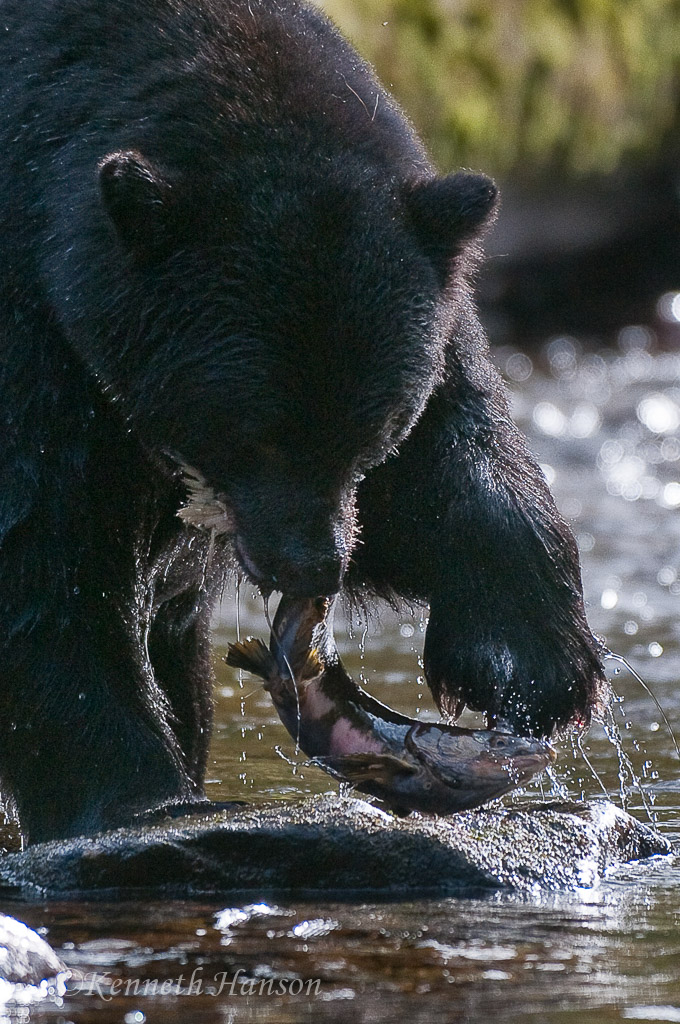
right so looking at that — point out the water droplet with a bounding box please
[618,324,654,351]
[533,402,567,437]
[661,436,680,461]
[570,404,600,438]
[599,440,624,465]
[637,393,680,434]
[546,335,578,375]
[505,352,533,382]
[539,463,556,485]
[661,482,680,508]
[657,291,680,322]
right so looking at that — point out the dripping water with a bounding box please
[543,763,570,800]
[586,648,678,824]
[604,650,680,760]
[236,575,246,722]
[599,697,657,822]
[263,594,303,759]
[198,526,216,596]
[575,731,609,799]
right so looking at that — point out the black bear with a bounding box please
[0,0,605,843]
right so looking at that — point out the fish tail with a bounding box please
[225,638,276,681]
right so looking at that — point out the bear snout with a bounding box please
[234,534,346,598]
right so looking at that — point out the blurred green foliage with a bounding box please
[315,0,680,178]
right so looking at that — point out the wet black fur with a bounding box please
[0,0,604,842]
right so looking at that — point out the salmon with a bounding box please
[226,596,556,815]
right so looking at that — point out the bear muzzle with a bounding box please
[235,534,346,598]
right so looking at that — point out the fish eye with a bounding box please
[473,730,506,748]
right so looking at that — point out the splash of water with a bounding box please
[599,699,657,822]
[358,623,368,659]
[604,650,680,760]
[273,744,303,777]
[536,643,665,823]
[575,731,609,799]
[544,763,570,800]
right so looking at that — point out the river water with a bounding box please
[5,330,680,1023]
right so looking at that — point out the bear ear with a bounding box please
[405,171,499,279]
[98,150,173,258]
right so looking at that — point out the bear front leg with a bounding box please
[149,579,216,790]
[350,331,606,738]
[0,376,207,843]
[0,602,202,844]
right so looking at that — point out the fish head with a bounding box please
[470,729,556,784]
[269,596,332,681]
[407,724,555,805]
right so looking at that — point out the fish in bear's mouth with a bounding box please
[177,457,556,795]
[226,594,556,816]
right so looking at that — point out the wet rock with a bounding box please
[0,914,65,984]
[0,795,670,899]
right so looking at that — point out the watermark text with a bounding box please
[70,967,321,1000]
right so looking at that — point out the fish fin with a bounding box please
[268,630,323,681]
[298,646,324,681]
[224,638,276,681]
[271,596,329,673]
[313,752,417,786]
